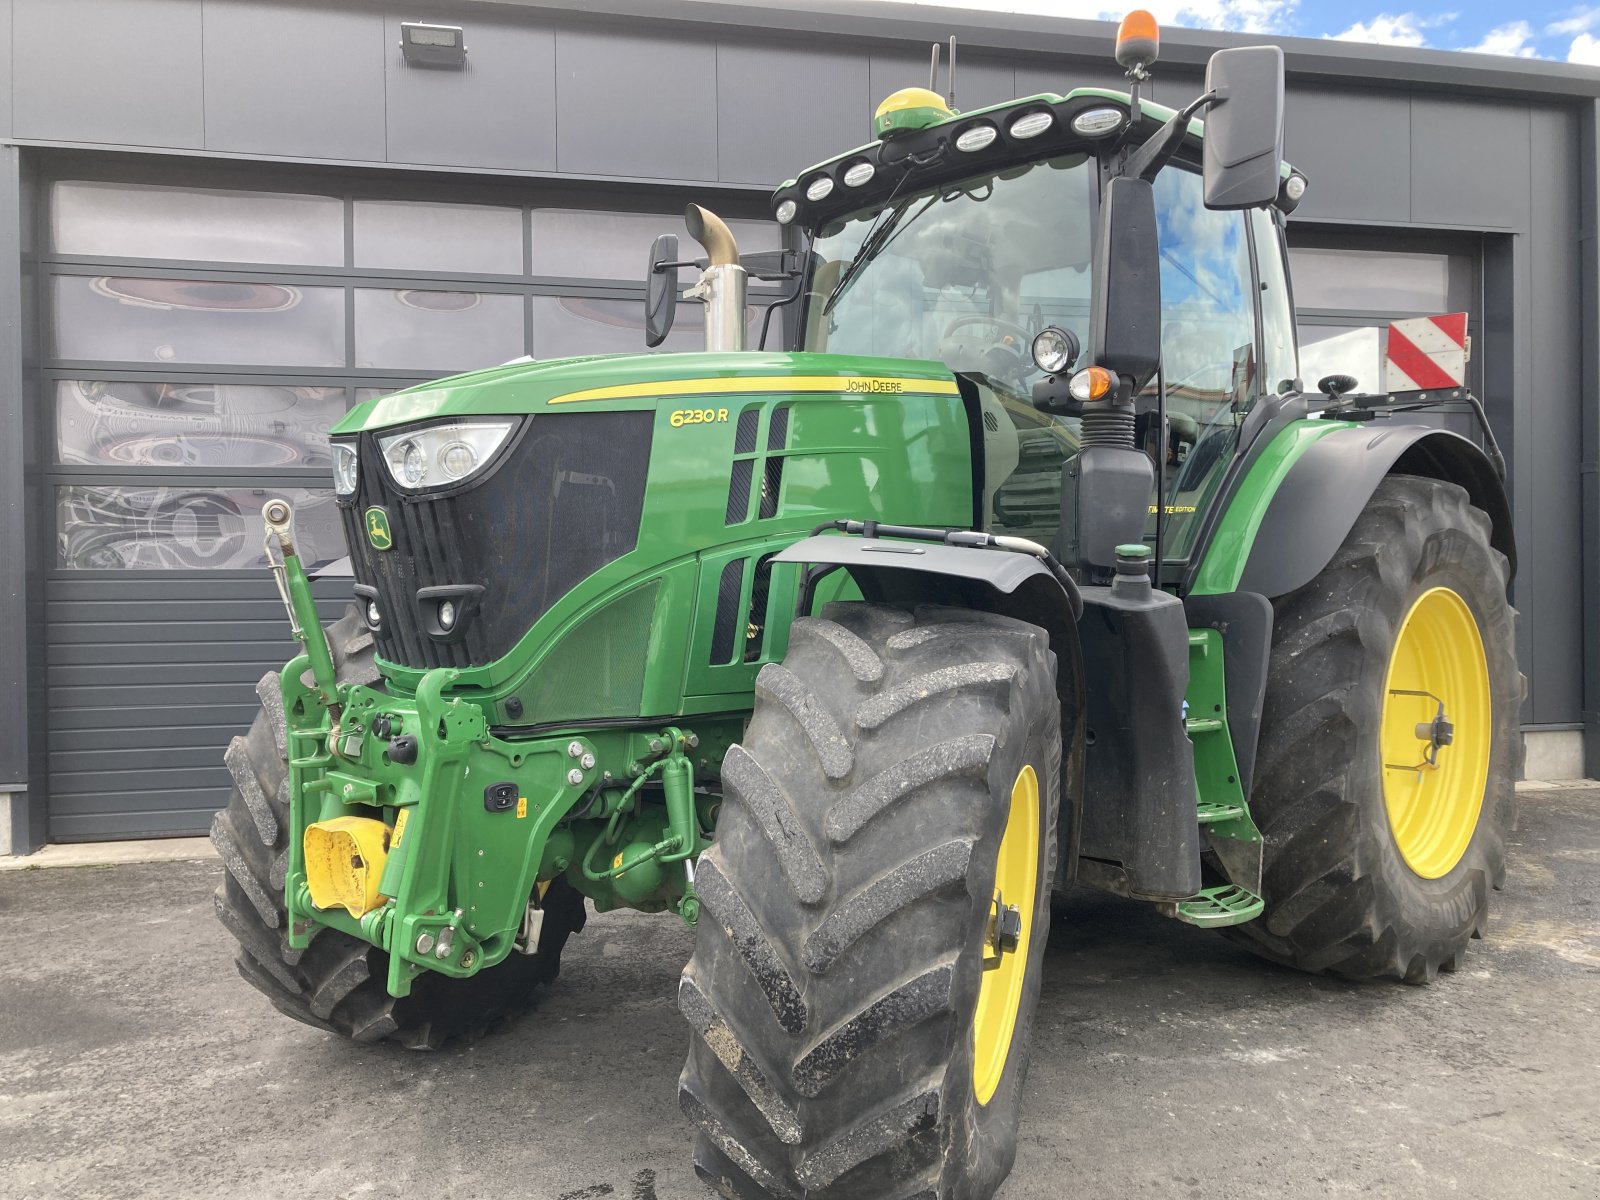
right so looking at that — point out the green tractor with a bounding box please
[213,16,1520,1199]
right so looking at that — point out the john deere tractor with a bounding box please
[213,14,1520,1199]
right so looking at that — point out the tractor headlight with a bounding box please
[331,441,360,496]
[1031,326,1079,375]
[377,418,518,493]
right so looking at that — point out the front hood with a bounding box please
[332,351,960,434]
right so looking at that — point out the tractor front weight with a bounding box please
[268,506,723,1000]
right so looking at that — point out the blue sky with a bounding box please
[875,2,1600,62]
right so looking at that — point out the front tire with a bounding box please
[680,604,1061,1199]
[210,605,586,1047]
[1230,475,1521,982]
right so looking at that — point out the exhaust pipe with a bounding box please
[683,204,747,352]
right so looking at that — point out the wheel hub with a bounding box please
[1379,586,1492,879]
[972,765,1039,1106]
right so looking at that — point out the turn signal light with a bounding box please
[1068,366,1116,403]
[1116,10,1160,75]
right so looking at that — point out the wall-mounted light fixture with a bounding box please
[399,23,467,68]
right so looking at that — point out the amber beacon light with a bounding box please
[1115,10,1160,77]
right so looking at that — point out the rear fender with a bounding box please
[771,535,1086,883]
[1231,426,1515,600]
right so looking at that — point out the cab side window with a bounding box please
[1147,168,1257,558]
[1150,167,1257,409]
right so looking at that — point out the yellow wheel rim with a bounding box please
[972,764,1039,1107]
[1379,586,1492,879]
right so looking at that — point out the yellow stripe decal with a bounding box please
[548,375,960,405]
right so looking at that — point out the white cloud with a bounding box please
[1548,8,1600,36]
[1465,21,1538,57]
[1090,1,1299,34]
[874,1,1300,36]
[1328,13,1436,47]
[1570,31,1600,62]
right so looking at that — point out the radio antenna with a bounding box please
[928,41,941,91]
[947,36,957,108]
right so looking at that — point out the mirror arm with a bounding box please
[1121,89,1219,183]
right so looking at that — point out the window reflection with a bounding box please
[531,296,761,357]
[354,288,524,372]
[51,181,344,265]
[53,276,346,367]
[1288,248,1452,313]
[354,200,523,275]
[1148,169,1257,560]
[58,486,343,571]
[55,381,344,468]
[531,209,781,281]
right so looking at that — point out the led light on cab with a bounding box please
[775,199,797,224]
[1031,327,1077,375]
[805,175,835,202]
[1008,111,1054,140]
[1072,107,1125,137]
[956,123,998,152]
[843,161,876,187]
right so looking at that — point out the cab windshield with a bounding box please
[802,154,1094,398]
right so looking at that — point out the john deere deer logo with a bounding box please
[364,507,393,551]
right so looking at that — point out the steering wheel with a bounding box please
[940,314,1035,387]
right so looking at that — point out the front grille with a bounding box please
[341,411,653,670]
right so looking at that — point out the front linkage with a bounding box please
[263,501,724,999]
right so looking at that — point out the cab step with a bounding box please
[1196,798,1246,824]
[1174,884,1265,928]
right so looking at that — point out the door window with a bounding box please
[1149,168,1257,559]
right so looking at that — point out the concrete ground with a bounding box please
[1,787,1596,1200]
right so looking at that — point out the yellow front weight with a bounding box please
[304,816,392,918]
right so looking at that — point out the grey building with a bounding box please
[2,0,1598,854]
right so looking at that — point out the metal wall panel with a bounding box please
[1014,61,1133,101]
[11,0,203,149]
[1284,87,1410,224]
[0,0,13,139]
[716,42,869,186]
[384,13,558,171]
[202,2,386,161]
[0,149,26,788]
[1411,97,1530,229]
[554,29,718,180]
[43,577,349,841]
[1526,107,1585,724]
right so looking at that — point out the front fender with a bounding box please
[772,533,1087,881]
[1199,424,1515,600]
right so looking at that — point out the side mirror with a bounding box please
[1201,46,1285,210]
[644,233,679,348]
[1089,176,1161,391]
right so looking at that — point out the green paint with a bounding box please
[280,352,972,993]
[269,79,1338,1000]
[1188,418,1359,596]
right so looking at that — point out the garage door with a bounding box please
[40,164,776,840]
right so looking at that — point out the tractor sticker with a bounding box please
[669,407,729,427]
[365,507,394,551]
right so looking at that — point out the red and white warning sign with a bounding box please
[1384,312,1470,393]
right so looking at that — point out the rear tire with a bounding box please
[680,603,1061,1199]
[1228,475,1520,982]
[210,605,586,1047]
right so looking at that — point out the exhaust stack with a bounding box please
[683,204,747,352]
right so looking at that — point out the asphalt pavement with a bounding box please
[1,784,1596,1200]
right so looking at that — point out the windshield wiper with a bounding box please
[821,192,939,317]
